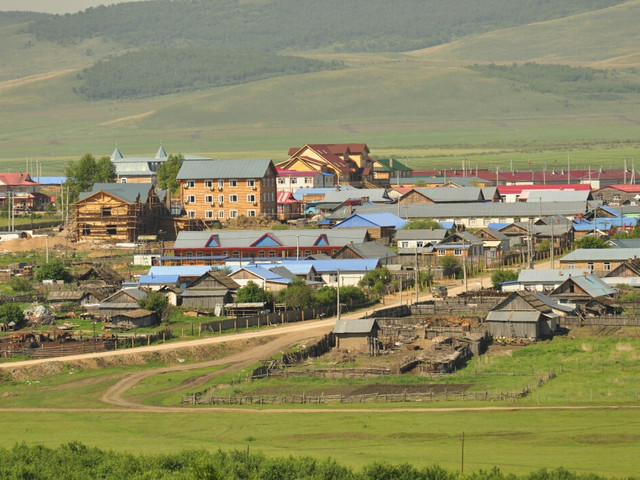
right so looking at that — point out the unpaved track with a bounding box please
[1,264,555,413]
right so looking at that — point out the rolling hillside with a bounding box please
[0,1,638,172]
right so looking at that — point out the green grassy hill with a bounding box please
[0,1,638,172]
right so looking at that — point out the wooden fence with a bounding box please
[559,316,640,327]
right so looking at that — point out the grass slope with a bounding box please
[0,3,638,171]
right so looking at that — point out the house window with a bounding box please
[101,207,111,217]
[247,179,255,188]
[291,178,297,184]
[304,177,311,184]
[269,251,276,258]
[258,251,265,258]
[278,178,285,184]
[106,225,117,235]
[186,195,195,204]
[205,210,213,219]
[438,250,445,256]
[233,251,240,258]
[218,179,224,189]
[218,210,225,218]
[469,219,476,226]
[186,180,195,189]
[568,262,575,268]
[604,262,611,271]
[587,262,594,271]
[229,210,238,218]
[454,249,462,256]
[229,179,238,187]
[229,194,238,203]
[204,180,213,189]
[205,195,213,204]
[218,194,224,204]
[247,194,256,203]
[82,226,91,235]
[120,178,127,184]
[416,241,424,248]
[187,211,196,218]
[613,194,621,203]
[247,210,256,217]
[305,250,312,256]
[401,241,409,248]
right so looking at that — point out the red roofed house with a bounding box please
[0,172,52,213]
[277,144,375,185]
[593,185,640,206]
[276,191,303,221]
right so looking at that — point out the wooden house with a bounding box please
[485,291,560,339]
[74,183,170,243]
[97,287,147,318]
[549,273,616,306]
[176,158,277,223]
[180,271,240,310]
[278,143,376,185]
[110,308,158,328]
[333,318,380,353]
[332,241,397,266]
[76,264,125,290]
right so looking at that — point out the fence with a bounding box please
[411,297,502,315]
[559,316,640,327]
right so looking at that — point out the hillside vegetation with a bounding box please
[75,48,343,100]
[23,0,626,53]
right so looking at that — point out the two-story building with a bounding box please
[176,159,278,222]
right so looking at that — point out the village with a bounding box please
[1,143,640,388]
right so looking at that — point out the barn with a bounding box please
[333,318,380,353]
[485,291,560,340]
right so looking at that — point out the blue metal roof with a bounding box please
[148,266,214,277]
[488,222,510,230]
[333,213,408,230]
[34,176,66,184]
[280,258,380,273]
[139,274,180,284]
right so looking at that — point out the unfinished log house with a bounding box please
[74,183,170,243]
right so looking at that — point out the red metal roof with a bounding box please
[277,192,301,204]
[498,184,591,195]
[0,172,39,187]
[595,184,640,193]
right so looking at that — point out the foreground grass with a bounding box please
[0,408,638,475]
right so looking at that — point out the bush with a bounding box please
[7,276,32,292]
[0,303,25,328]
[35,259,73,283]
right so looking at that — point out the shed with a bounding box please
[485,291,559,339]
[333,318,380,352]
[110,308,158,328]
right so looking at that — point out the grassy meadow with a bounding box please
[1,330,639,474]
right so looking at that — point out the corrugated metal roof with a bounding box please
[556,274,616,298]
[333,318,378,334]
[148,266,214,277]
[486,311,542,323]
[517,269,590,283]
[410,187,484,203]
[177,158,274,180]
[79,183,153,204]
[560,248,640,262]
[327,201,600,221]
[320,189,390,204]
[395,229,448,241]
[280,258,380,273]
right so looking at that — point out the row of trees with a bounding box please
[25,0,624,54]
[468,62,640,100]
[0,442,621,480]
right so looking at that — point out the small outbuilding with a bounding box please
[110,308,158,328]
[333,318,380,353]
[485,291,560,340]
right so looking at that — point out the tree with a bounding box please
[537,239,550,253]
[439,255,461,278]
[64,153,115,201]
[157,154,184,194]
[235,281,272,304]
[313,286,336,307]
[8,276,31,292]
[359,267,393,303]
[573,236,609,249]
[276,278,315,309]
[491,269,519,289]
[338,286,365,304]
[35,259,73,283]
[138,290,169,318]
[0,304,25,329]
[403,219,441,230]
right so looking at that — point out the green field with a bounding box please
[1,331,639,475]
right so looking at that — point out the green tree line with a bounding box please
[73,47,343,100]
[0,442,633,480]
[467,62,640,100]
[22,0,626,53]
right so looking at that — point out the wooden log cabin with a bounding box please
[74,183,170,243]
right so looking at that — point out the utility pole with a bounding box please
[336,268,340,320]
[415,247,419,304]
